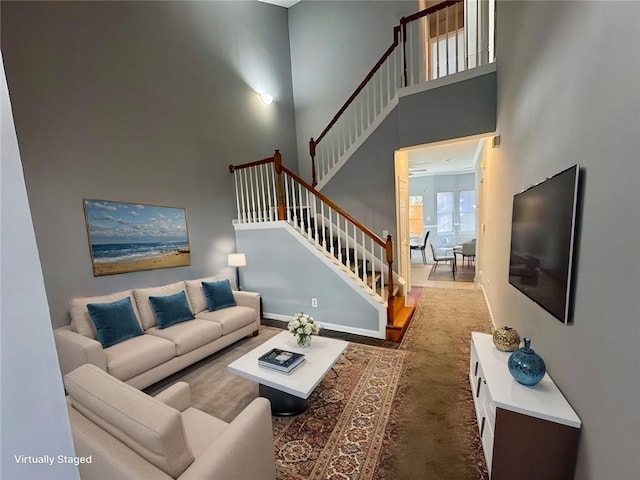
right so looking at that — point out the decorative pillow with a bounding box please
[70,290,142,339]
[87,297,144,348]
[202,279,236,311]
[149,291,195,329]
[185,276,219,314]
[133,282,190,330]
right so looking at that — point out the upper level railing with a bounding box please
[309,0,495,187]
[229,151,395,323]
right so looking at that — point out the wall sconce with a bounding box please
[228,253,247,290]
[259,93,273,106]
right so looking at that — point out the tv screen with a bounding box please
[508,165,580,324]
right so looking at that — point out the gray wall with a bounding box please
[409,173,476,247]
[398,71,497,147]
[479,2,640,478]
[320,109,399,240]
[1,1,298,329]
[317,73,495,249]
[1,57,79,480]
[289,0,418,182]
[235,224,382,336]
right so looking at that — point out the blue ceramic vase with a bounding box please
[507,338,546,386]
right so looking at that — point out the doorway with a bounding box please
[396,135,490,287]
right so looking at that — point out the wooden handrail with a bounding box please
[312,26,401,148]
[228,155,276,173]
[229,151,396,320]
[309,1,465,175]
[280,164,386,248]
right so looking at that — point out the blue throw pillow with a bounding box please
[87,297,144,348]
[202,279,236,311]
[149,291,195,329]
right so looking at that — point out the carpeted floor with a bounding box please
[372,287,493,480]
[146,287,493,479]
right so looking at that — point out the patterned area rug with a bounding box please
[148,329,406,480]
[273,343,405,479]
[149,287,492,479]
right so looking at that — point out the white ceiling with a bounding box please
[408,138,482,177]
[257,0,301,8]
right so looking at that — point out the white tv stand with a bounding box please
[470,332,581,479]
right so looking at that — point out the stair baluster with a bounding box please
[229,152,397,326]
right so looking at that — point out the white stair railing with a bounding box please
[309,0,496,188]
[229,152,396,308]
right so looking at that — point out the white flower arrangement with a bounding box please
[287,312,320,347]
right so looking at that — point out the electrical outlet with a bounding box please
[311,298,318,307]
[382,229,389,238]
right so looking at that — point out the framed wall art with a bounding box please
[83,199,191,276]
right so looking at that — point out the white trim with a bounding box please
[238,221,388,338]
[262,313,386,340]
[480,282,496,330]
[398,62,496,98]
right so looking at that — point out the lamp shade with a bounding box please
[228,253,246,267]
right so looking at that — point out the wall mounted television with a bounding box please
[508,165,581,324]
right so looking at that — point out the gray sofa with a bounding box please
[54,276,261,389]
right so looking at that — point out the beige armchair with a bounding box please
[64,364,275,480]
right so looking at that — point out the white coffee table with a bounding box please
[227,331,348,416]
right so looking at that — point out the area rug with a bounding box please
[428,264,475,282]
[371,287,493,480]
[147,327,406,480]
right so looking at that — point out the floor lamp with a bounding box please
[228,253,246,290]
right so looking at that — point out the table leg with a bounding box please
[259,384,307,416]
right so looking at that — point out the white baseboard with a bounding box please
[262,312,386,340]
[479,283,496,330]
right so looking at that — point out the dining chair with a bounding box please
[429,242,456,280]
[410,231,430,264]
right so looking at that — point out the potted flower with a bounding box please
[287,312,320,347]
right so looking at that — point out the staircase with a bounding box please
[309,0,496,189]
[229,151,414,341]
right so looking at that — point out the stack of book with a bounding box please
[258,348,305,374]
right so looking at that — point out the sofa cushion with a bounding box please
[133,282,190,330]
[70,290,142,340]
[146,319,223,356]
[87,297,144,348]
[104,334,176,381]
[185,275,219,314]
[149,291,195,329]
[202,279,237,311]
[196,306,256,335]
[64,364,194,478]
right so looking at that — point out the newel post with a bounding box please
[385,234,394,326]
[309,137,317,187]
[273,150,286,221]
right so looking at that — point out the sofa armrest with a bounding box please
[154,382,191,412]
[54,326,107,377]
[232,290,261,319]
[179,397,275,480]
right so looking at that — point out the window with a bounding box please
[436,192,454,234]
[459,190,476,233]
[409,196,424,237]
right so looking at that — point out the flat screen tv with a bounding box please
[508,165,580,324]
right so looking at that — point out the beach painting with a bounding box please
[83,199,191,276]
